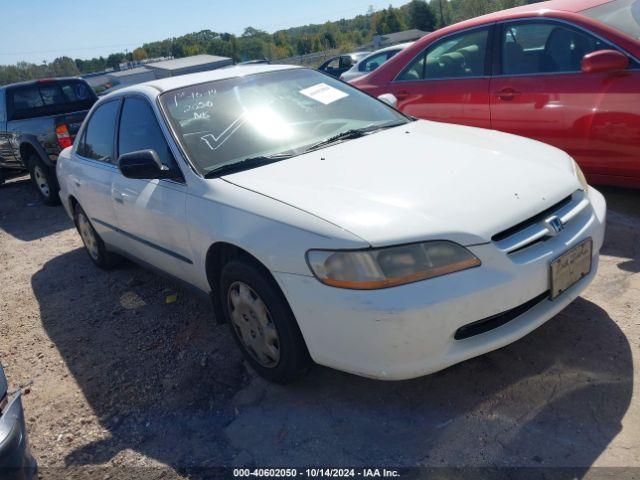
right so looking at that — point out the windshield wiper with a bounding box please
[204,152,294,178]
[302,121,407,154]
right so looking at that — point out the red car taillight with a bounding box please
[55,124,73,149]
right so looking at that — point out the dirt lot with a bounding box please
[0,176,638,479]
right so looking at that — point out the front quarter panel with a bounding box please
[185,179,370,292]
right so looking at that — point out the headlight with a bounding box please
[306,241,481,289]
[573,160,589,192]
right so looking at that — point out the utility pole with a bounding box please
[438,0,445,27]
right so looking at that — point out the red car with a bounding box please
[352,0,640,188]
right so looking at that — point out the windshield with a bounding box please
[582,0,640,39]
[7,79,97,121]
[159,69,408,175]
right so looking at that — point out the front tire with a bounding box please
[220,259,311,384]
[74,204,121,270]
[28,154,60,205]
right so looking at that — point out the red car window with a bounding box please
[397,28,490,81]
[501,21,608,75]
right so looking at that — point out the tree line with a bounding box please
[0,0,539,86]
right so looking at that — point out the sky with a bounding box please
[0,0,410,65]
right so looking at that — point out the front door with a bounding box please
[111,96,192,281]
[387,25,493,129]
[490,19,640,180]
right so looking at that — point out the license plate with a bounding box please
[550,238,593,300]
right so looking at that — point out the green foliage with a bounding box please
[0,0,539,86]
[407,0,438,31]
[0,56,80,85]
[132,48,148,61]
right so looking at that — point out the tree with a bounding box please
[430,0,453,27]
[242,27,268,38]
[407,0,437,31]
[132,48,148,61]
[106,53,126,69]
[383,5,406,33]
[49,56,80,76]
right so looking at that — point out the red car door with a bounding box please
[386,25,493,129]
[490,19,640,184]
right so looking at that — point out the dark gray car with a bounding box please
[0,363,36,480]
[0,78,97,204]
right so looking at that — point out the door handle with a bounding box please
[112,189,124,204]
[496,88,520,101]
[395,90,410,100]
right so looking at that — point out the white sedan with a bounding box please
[57,64,606,383]
[340,42,414,83]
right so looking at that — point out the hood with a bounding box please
[340,69,365,83]
[224,120,580,247]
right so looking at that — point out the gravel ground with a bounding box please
[0,176,638,479]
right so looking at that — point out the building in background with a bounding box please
[83,54,233,95]
[362,29,429,50]
[106,66,156,88]
[146,54,233,79]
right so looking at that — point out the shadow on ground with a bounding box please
[599,187,640,273]
[31,187,636,475]
[0,178,72,241]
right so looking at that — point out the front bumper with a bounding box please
[0,393,37,480]
[275,188,607,380]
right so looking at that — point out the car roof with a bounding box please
[364,42,414,56]
[112,64,301,96]
[0,76,86,90]
[453,0,611,27]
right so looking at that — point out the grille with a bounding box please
[492,195,573,242]
[492,191,589,254]
[454,291,550,340]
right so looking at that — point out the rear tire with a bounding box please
[220,259,311,384]
[73,204,121,270]
[28,154,60,205]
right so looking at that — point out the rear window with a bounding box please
[6,80,97,121]
[582,0,640,39]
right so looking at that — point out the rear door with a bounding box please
[71,99,124,248]
[110,95,192,280]
[386,25,493,129]
[489,19,640,179]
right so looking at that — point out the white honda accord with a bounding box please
[57,64,606,383]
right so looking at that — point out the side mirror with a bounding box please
[118,149,175,180]
[581,50,629,74]
[378,93,398,108]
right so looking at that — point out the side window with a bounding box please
[118,97,175,169]
[398,27,489,81]
[501,21,607,75]
[360,52,389,72]
[324,58,340,70]
[80,101,119,162]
